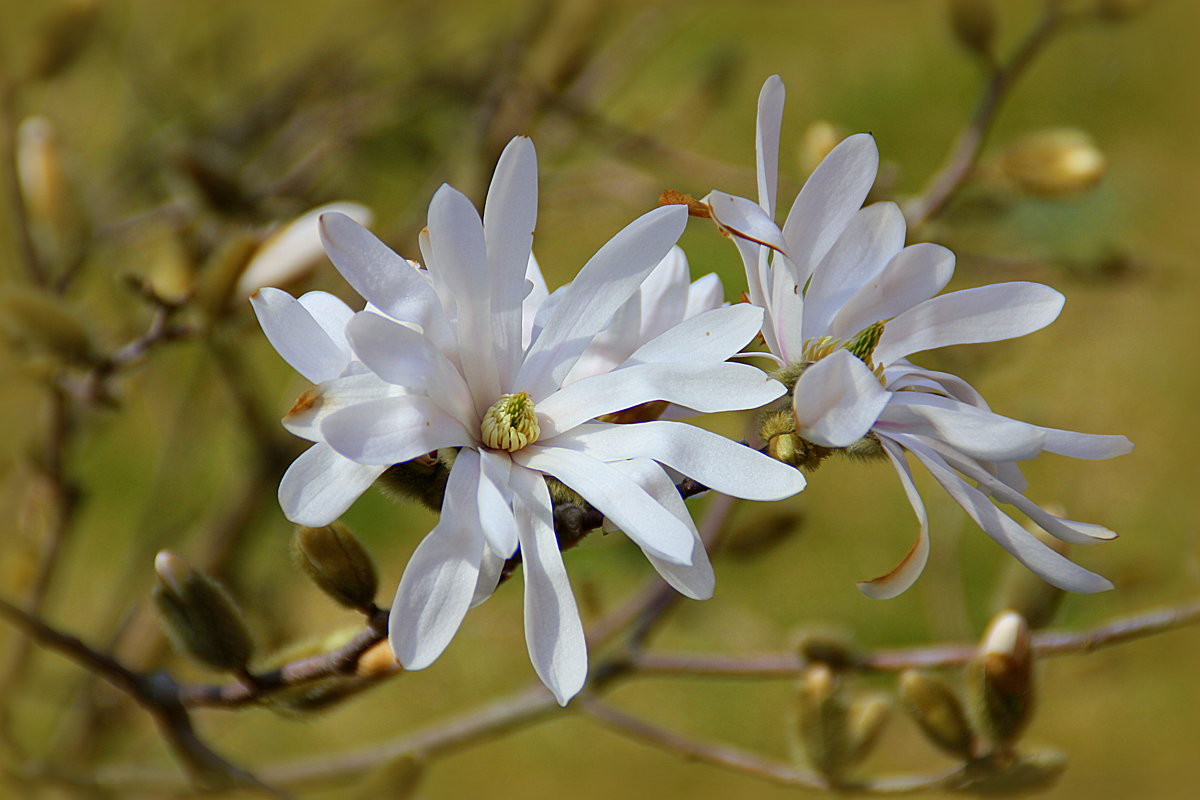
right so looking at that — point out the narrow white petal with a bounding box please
[801,202,907,342]
[875,392,1046,462]
[509,465,586,705]
[517,204,687,398]
[521,253,550,349]
[389,450,485,669]
[626,304,765,366]
[281,371,399,441]
[478,448,519,557]
[517,447,695,565]
[251,287,349,383]
[609,459,714,600]
[874,282,1065,366]
[484,137,538,387]
[297,291,356,353]
[278,443,385,526]
[896,434,1113,593]
[857,437,930,599]
[471,544,506,608]
[768,261,806,364]
[537,362,784,437]
[782,133,879,285]
[684,273,724,318]
[830,243,956,340]
[792,350,890,448]
[706,191,788,252]
[565,284,644,384]
[318,212,454,350]
[756,75,785,218]
[637,247,691,340]
[552,421,805,501]
[1037,427,1133,460]
[321,395,472,465]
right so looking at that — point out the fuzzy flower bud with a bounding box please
[292,523,379,612]
[152,550,254,673]
[899,670,978,760]
[1001,129,1106,198]
[846,693,892,765]
[797,664,851,780]
[973,610,1034,746]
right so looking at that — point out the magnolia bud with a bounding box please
[973,610,1034,746]
[948,0,998,64]
[234,202,372,298]
[152,551,254,673]
[962,749,1068,795]
[798,121,842,175]
[898,670,977,760]
[292,523,379,612]
[1001,129,1106,198]
[0,285,99,367]
[846,694,891,765]
[17,117,68,229]
[797,664,851,780]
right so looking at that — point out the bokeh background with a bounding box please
[1,0,1197,797]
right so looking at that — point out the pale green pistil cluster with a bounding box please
[481,391,540,452]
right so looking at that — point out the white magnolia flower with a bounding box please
[254,136,805,703]
[708,76,1132,598]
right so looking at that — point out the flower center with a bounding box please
[480,391,540,452]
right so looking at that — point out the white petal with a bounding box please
[565,283,644,384]
[281,371,399,441]
[801,202,907,342]
[874,282,1065,366]
[1037,427,1133,460]
[896,434,1113,593]
[517,204,687,398]
[756,75,785,218]
[516,446,695,565]
[792,350,890,448]
[637,246,691,340]
[297,291,356,353]
[521,253,550,349]
[478,448,519,557]
[428,184,501,408]
[768,259,806,363]
[389,450,485,670]
[706,191,788,252]
[875,392,1046,462]
[536,362,785,438]
[626,304,765,366]
[782,133,879,286]
[830,243,956,340]
[509,464,586,705]
[471,544,506,608]
[857,437,930,599]
[484,137,538,387]
[321,395,472,465]
[318,212,454,351]
[236,202,372,297]
[684,273,724,318]
[609,459,714,600]
[251,287,349,383]
[552,421,805,501]
[278,443,385,526]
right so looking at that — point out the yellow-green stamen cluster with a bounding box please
[481,391,540,452]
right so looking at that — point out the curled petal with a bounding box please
[705,191,788,252]
[858,437,930,599]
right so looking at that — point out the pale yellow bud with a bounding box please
[235,202,372,298]
[974,610,1034,746]
[17,117,68,228]
[798,121,842,175]
[1001,129,1107,198]
[845,694,891,765]
[481,391,540,452]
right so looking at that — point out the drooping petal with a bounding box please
[706,191,788,252]
[625,304,765,366]
[896,434,1113,593]
[251,287,350,383]
[857,437,930,599]
[318,212,454,351]
[874,282,1065,367]
[427,184,501,408]
[536,361,785,438]
[875,392,1046,462]
[484,137,538,387]
[516,446,695,565]
[756,74,785,217]
[477,448,518,557]
[517,204,687,398]
[782,133,879,286]
[321,395,472,465]
[1037,426,1134,460]
[801,202,907,342]
[609,458,714,600]
[552,421,805,501]
[389,449,485,670]
[509,464,586,705]
[278,443,385,526]
[830,243,956,340]
[792,350,890,448]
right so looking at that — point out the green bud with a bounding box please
[845,693,891,765]
[899,670,978,760]
[844,321,885,366]
[797,664,851,780]
[961,749,1068,795]
[292,523,378,612]
[972,611,1034,747]
[152,550,254,672]
[948,0,998,64]
[0,285,100,367]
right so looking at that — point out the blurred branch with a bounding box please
[905,1,1075,231]
[628,595,1200,679]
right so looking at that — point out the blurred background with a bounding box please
[0,0,1196,797]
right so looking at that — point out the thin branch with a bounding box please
[629,596,1200,679]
